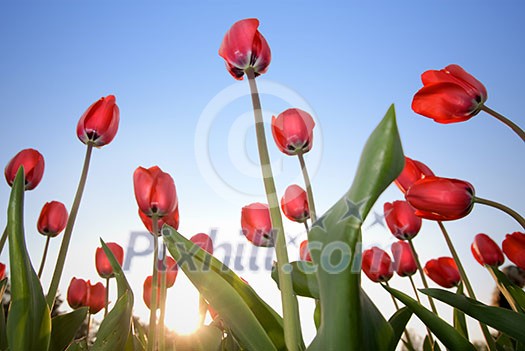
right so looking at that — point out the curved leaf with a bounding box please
[422,288,525,344]
[50,307,88,351]
[271,261,319,299]
[384,285,476,350]
[308,105,405,350]
[453,284,469,339]
[490,266,525,313]
[388,307,413,351]
[6,167,51,350]
[91,240,134,351]
[361,290,394,351]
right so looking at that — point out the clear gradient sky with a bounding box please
[1,0,524,345]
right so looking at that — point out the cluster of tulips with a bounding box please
[1,17,524,351]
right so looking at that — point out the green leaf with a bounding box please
[6,167,52,350]
[163,226,281,351]
[388,307,413,351]
[91,240,134,351]
[422,288,525,344]
[384,285,476,350]
[360,290,394,351]
[308,105,405,351]
[175,326,223,351]
[453,284,469,339]
[271,261,319,299]
[49,307,88,351]
[65,340,88,351]
[490,266,525,313]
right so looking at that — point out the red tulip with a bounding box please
[86,281,106,314]
[0,263,6,280]
[391,241,417,277]
[471,233,504,267]
[37,201,68,237]
[362,247,394,283]
[95,242,124,279]
[424,257,461,288]
[384,200,422,240]
[394,156,434,194]
[133,166,178,218]
[143,275,160,310]
[405,176,475,221]
[139,207,180,236]
[281,185,310,223]
[218,18,271,80]
[76,95,120,147]
[190,233,214,254]
[67,277,89,309]
[241,203,274,247]
[4,148,45,190]
[299,240,311,262]
[412,64,487,124]
[161,256,179,288]
[502,232,525,270]
[271,108,315,156]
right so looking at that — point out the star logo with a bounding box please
[365,211,386,230]
[338,197,368,223]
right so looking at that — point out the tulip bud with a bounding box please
[405,176,475,221]
[0,263,6,281]
[95,242,124,279]
[133,166,178,218]
[190,233,214,254]
[394,156,434,194]
[241,203,274,247]
[67,277,88,309]
[471,233,504,267]
[502,232,525,270]
[76,95,120,147]
[4,148,45,190]
[384,200,422,240]
[424,257,461,288]
[281,185,310,223]
[271,108,315,156]
[218,18,271,80]
[37,201,68,237]
[299,240,312,262]
[412,64,487,124]
[391,241,417,277]
[362,247,394,283]
[87,281,106,314]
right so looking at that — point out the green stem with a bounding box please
[246,67,303,351]
[46,144,93,307]
[86,313,91,343]
[407,238,439,315]
[37,236,51,278]
[474,196,525,230]
[104,277,109,317]
[480,105,525,142]
[158,243,167,351]
[0,227,7,255]
[304,221,310,234]
[147,217,160,351]
[487,266,519,313]
[297,151,317,223]
[409,275,435,347]
[437,221,496,351]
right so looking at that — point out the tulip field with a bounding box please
[1,5,525,351]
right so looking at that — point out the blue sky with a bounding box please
[1,0,524,344]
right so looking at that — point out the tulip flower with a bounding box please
[190,233,214,254]
[241,203,274,247]
[133,166,178,218]
[37,201,68,237]
[299,240,312,262]
[95,242,124,279]
[471,233,504,267]
[362,247,394,283]
[139,207,179,236]
[76,95,120,147]
[87,281,106,314]
[271,108,315,156]
[394,156,434,194]
[502,232,525,270]
[67,277,89,309]
[391,241,417,277]
[281,185,310,223]
[0,262,6,280]
[384,200,422,240]
[218,18,271,80]
[4,148,45,190]
[405,176,475,221]
[424,257,461,288]
[412,64,487,124]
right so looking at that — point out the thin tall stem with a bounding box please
[474,196,525,230]
[46,144,93,307]
[297,151,317,222]
[480,105,525,142]
[0,227,7,255]
[246,67,303,350]
[384,281,416,350]
[147,217,160,351]
[158,243,167,351]
[37,236,52,278]
[303,221,310,234]
[104,277,110,317]
[86,313,92,343]
[437,221,496,351]
[407,239,439,315]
